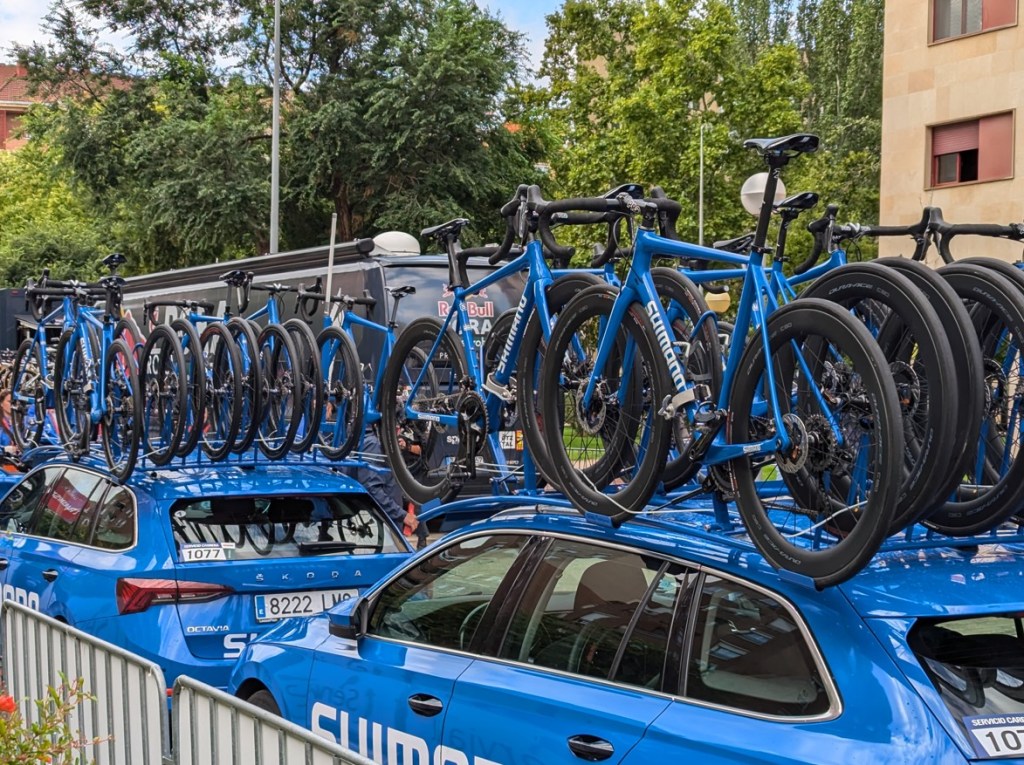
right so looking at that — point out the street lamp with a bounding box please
[269,0,281,254]
[698,121,707,246]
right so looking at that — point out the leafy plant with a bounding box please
[0,676,109,764]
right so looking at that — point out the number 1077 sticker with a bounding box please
[965,715,1024,758]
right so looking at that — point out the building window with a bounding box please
[934,0,1016,41]
[931,113,1013,187]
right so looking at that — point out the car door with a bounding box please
[441,537,697,765]
[307,533,533,763]
[5,467,105,618]
[0,467,57,602]
[620,573,842,765]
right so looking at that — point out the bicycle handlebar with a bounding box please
[798,204,839,275]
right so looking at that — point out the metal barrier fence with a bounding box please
[1,600,168,765]
[1,601,374,765]
[173,676,374,765]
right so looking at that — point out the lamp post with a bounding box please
[698,121,708,247]
[269,0,281,254]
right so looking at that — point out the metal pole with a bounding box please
[325,213,338,323]
[269,0,281,254]
[698,121,705,247]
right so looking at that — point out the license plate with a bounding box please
[254,589,357,623]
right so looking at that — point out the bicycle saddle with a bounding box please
[387,285,416,298]
[776,192,819,213]
[99,275,126,289]
[713,232,756,253]
[220,270,252,286]
[743,133,819,156]
[601,183,644,199]
[102,252,127,270]
[421,218,470,240]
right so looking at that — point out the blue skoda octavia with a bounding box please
[0,456,411,691]
[229,504,1024,764]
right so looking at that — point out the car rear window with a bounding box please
[170,494,404,561]
[910,615,1024,758]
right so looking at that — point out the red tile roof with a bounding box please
[0,65,34,104]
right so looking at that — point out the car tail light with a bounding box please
[116,578,234,615]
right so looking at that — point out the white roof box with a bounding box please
[373,231,421,256]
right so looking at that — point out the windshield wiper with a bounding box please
[298,541,382,555]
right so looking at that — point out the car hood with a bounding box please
[840,542,1024,618]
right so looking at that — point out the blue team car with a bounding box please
[0,457,412,691]
[228,503,1024,764]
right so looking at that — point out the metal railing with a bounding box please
[1,601,375,765]
[1,600,168,765]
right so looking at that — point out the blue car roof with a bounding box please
[448,501,1024,621]
[22,451,369,503]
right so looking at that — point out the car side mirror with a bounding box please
[327,596,368,640]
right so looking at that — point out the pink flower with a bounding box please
[0,694,16,714]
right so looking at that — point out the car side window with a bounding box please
[0,468,63,534]
[87,486,135,550]
[498,539,689,688]
[368,534,529,651]
[686,575,831,717]
[34,469,105,542]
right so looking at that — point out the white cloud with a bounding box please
[0,0,52,60]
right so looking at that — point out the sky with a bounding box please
[0,0,563,73]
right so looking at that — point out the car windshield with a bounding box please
[169,494,404,561]
[910,615,1024,751]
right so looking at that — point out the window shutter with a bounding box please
[932,121,980,155]
[983,0,1016,29]
[979,112,1014,180]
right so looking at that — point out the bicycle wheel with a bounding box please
[53,327,97,455]
[316,326,364,460]
[257,324,302,459]
[516,272,605,488]
[379,317,470,505]
[283,318,324,454]
[728,299,904,588]
[11,338,46,451]
[927,263,1024,534]
[226,317,262,454]
[200,323,243,461]
[101,338,142,479]
[171,319,205,456]
[800,262,959,532]
[538,285,674,521]
[115,316,145,363]
[875,257,985,524]
[655,267,723,491]
[139,324,187,465]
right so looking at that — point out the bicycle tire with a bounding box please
[316,326,364,460]
[799,262,958,532]
[656,267,723,490]
[379,317,471,505]
[53,326,98,455]
[927,262,1024,534]
[200,323,243,461]
[11,338,46,451]
[874,257,985,523]
[115,316,145,362]
[516,272,605,488]
[171,318,205,457]
[283,318,324,454]
[139,324,187,466]
[728,298,904,587]
[257,323,303,459]
[226,317,263,454]
[101,338,142,479]
[538,285,674,521]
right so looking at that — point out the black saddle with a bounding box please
[743,133,819,156]
[387,285,416,298]
[220,270,252,287]
[601,183,644,200]
[421,218,470,240]
[713,232,756,253]
[102,252,127,270]
[776,192,820,214]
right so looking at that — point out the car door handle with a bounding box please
[407,694,443,717]
[0,558,8,571]
[42,569,58,582]
[567,734,614,761]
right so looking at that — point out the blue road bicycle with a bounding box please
[537,134,906,587]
